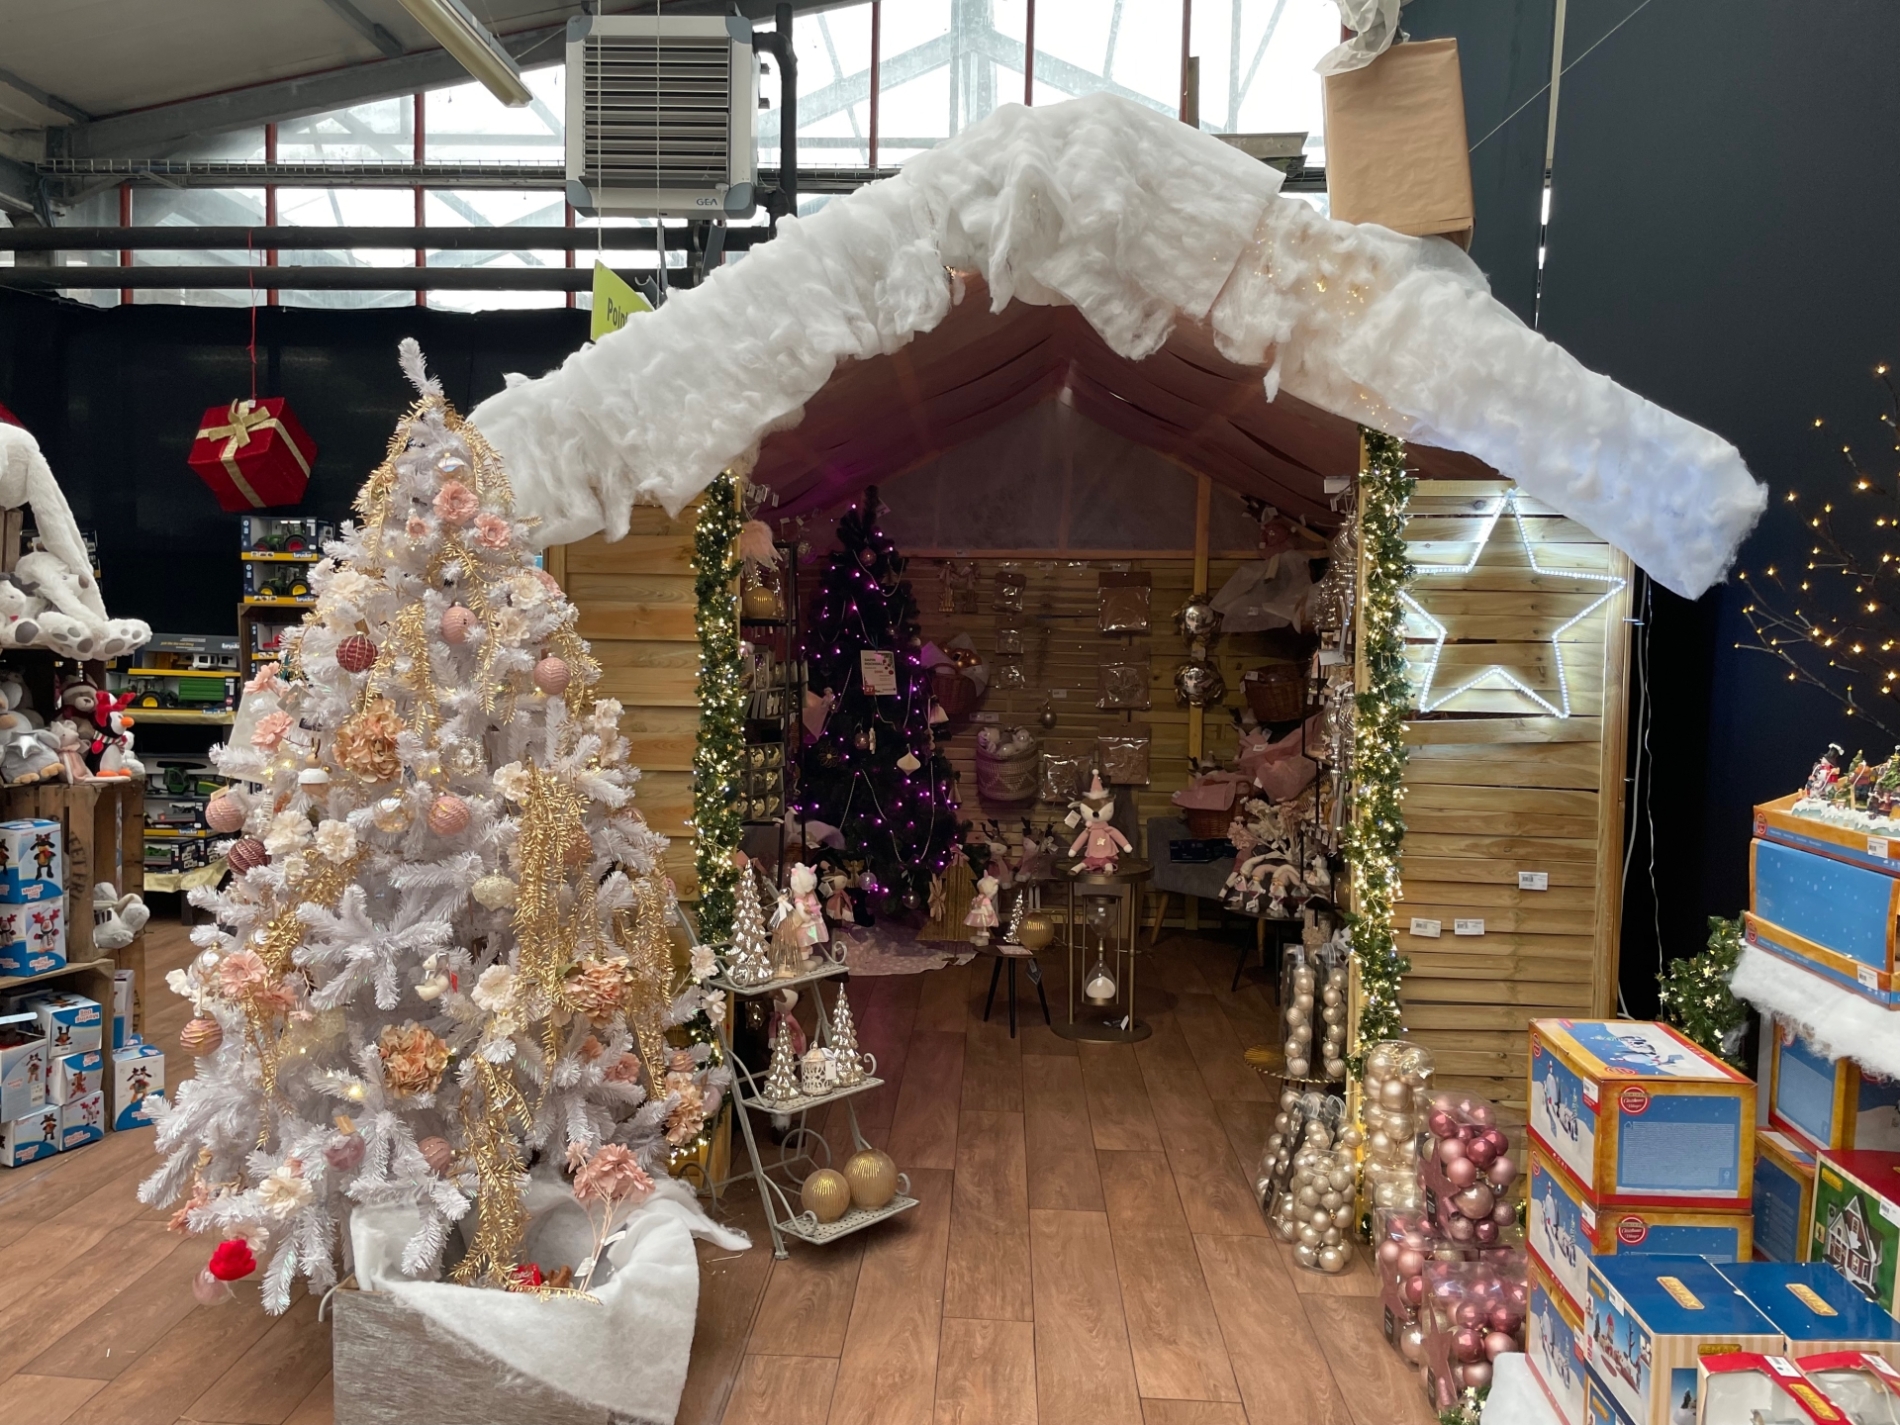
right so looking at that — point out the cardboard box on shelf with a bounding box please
[109,1040,164,1130]
[1695,1352,1846,1425]
[1767,1018,1900,1151]
[49,1047,102,1105]
[59,1088,102,1150]
[1529,1019,1755,1208]
[0,819,60,901]
[0,892,66,977]
[1,1106,59,1165]
[1585,1254,1780,1425]
[1530,1149,1752,1316]
[0,1010,45,1120]
[4,990,101,1056]
[1718,1260,1900,1365]
[112,968,134,1050]
[1754,1130,1819,1263]
[1530,1257,1587,1425]
[1810,1150,1900,1313]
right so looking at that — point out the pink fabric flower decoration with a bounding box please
[474,513,512,550]
[405,515,429,540]
[250,710,294,751]
[244,661,282,694]
[433,481,479,526]
[572,1143,654,1206]
[218,949,269,999]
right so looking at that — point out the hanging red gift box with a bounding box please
[186,397,316,512]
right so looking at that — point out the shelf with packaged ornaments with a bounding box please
[741,1070,886,1117]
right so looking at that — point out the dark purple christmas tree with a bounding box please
[795,487,958,913]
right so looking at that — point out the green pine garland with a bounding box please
[691,472,745,943]
[1657,916,1749,1069]
[1346,430,1415,1066]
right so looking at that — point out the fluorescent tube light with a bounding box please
[396,0,533,106]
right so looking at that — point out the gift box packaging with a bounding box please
[50,1047,102,1106]
[110,1040,165,1130]
[6,990,102,1056]
[1745,911,1900,1007]
[1755,1130,1819,1264]
[0,1011,45,1121]
[0,892,67,977]
[1797,1352,1900,1421]
[1718,1260,1900,1365]
[1,1106,59,1166]
[1530,1020,1755,1208]
[1531,1257,1588,1425]
[1810,1151,1900,1312]
[1585,1367,1633,1425]
[1768,1019,1900,1151]
[1585,1254,1781,1425]
[112,968,134,1051]
[1695,1353,1846,1425]
[187,397,317,513]
[1321,37,1475,247]
[59,1088,102,1150]
[1531,1149,1752,1317]
[1750,834,1900,1005]
[0,819,60,901]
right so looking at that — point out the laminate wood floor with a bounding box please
[1,922,1434,1425]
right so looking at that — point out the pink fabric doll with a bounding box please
[1067,774,1133,873]
[965,873,1000,943]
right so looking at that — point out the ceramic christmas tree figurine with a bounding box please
[761,1017,800,1103]
[829,989,867,1085]
[724,856,774,987]
[139,341,728,1311]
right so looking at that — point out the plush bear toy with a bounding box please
[0,675,60,785]
[1066,773,1133,873]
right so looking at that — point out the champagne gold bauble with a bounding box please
[426,793,471,836]
[204,792,246,834]
[843,1148,898,1210]
[1016,910,1055,951]
[180,1018,223,1055]
[741,581,784,620]
[801,1168,852,1223]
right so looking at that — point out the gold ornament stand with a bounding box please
[710,959,917,1258]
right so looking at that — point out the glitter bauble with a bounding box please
[418,1136,454,1175]
[324,1134,365,1173]
[205,792,246,834]
[336,634,377,673]
[426,794,471,836]
[180,1018,223,1055]
[473,873,518,909]
[372,795,412,833]
[801,1168,851,1223]
[842,1148,898,1210]
[533,656,571,695]
[1172,659,1226,707]
[441,605,479,645]
[1017,911,1055,951]
[227,838,268,874]
[1177,596,1222,644]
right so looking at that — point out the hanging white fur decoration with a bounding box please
[474,94,1764,601]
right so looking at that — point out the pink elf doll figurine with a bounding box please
[787,863,828,948]
[1066,774,1133,873]
[964,873,1000,945]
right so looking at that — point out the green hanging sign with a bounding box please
[590,260,652,341]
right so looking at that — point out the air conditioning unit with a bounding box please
[565,15,757,219]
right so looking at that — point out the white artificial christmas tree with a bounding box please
[761,1018,799,1103]
[725,861,774,987]
[829,988,866,1086]
[141,343,727,1310]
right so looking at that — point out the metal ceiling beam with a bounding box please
[0,266,646,291]
[0,67,91,123]
[315,0,405,59]
[0,226,738,250]
[54,0,859,162]
[31,159,888,193]
[0,153,42,216]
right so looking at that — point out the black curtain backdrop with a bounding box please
[0,289,586,638]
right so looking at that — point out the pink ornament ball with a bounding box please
[227,838,268,874]
[1403,1275,1424,1307]
[426,794,471,836]
[533,656,571,695]
[1445,1155,1478,1189]
[1428,1108,1456,1139]
[1492,1200,1517,1227]
[1378,1240,1402,1268]
[324,1134,365,1173]
[1444,1214,1475,1242]
[205,792,246,833]
[1466,1136,1498,1168]
[1487,1155,1519,1189]
[418,1136,454,1175]
[1455,1300,1484,1329]
[1453,1327,1484,1363]
[1464,1361,1493,1390]
[1397,1247,1425,1280]
[1474,1218,1499,1244]
[441,605,479,645]
[1454,1184,1496,1221]
[336,634,377,673]
[1482,1127,1510,1157]
[1488,1304,1522,1334]
[1438,1137,1466,1166]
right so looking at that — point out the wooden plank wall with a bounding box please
[1395,478,1633,1130]
[546,504,702,897]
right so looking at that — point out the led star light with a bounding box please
[1400,490,1625,718]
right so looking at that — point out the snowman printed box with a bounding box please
[1717,1260,1900,1366]
[0,1010,45,1121]
[0,819,60,901]
[1585,1254,1781,1425]
[1531,1150,1753,1317]
[1531,1258,1588,1425]
[1,1107,60,1165]
[59,1089,102,1150]
[1530,1020,1754,1208]
[110,1041,164,1130]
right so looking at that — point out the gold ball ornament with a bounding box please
[1016,910,1055,951]
[180,1018,223,1055]
[372,795,412,833]
[741,580,784,620]
[472,873,518,909]
[426,794,471,836]
[843,1148,899,1210]
[205,792,246,834]
[441,605,479,645]
[800,1168,852,1223]
[533,656,571,695]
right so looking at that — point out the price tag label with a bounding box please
[1025,958,1043,986]
[973,711,1001,723]
[1518,871,1549,892]
[1860,965,1881,990]
[1049,688,1067,699]
[1883,1198,1900,1229]
[1409,917,1442,938]
[1872,837,1892,859]
[1454,918,1486,936]
[859,649,897,696]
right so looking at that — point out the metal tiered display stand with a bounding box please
[709,957,918,1258]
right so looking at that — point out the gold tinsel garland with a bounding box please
[449,1056,535,1286]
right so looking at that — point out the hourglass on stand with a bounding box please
[1053,856,1152,1043]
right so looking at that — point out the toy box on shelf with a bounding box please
[1530,1149,1752,1317]
[1530,1020,1755,1209]
[1530,1256,1588,1425]
[1810,1150,1900,1313]
[1718,1259,1900,1364]
[1585,1254,1781,1425]
[1755,1129,1819,1263]
[1796,1352,1900,1421]
[0,962,127,1165]
[1694,1353,1848,1425]
[109,1038,164,1130]
[1767,1017,1900,1151]
[109,633,240,725]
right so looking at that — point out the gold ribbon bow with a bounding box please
[195,399,311,508]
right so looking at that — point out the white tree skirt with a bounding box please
[1731,943,1900,1080]
[1483,1353,1564,1425]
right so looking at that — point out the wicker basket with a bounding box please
[1185,805,1233,838]
[975,738,1040,805]
[930,669,981,719]
[1243,665,1307,723]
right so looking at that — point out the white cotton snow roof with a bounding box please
[474,94,1766,600]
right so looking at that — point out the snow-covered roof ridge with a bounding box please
[473,93,1764,600]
